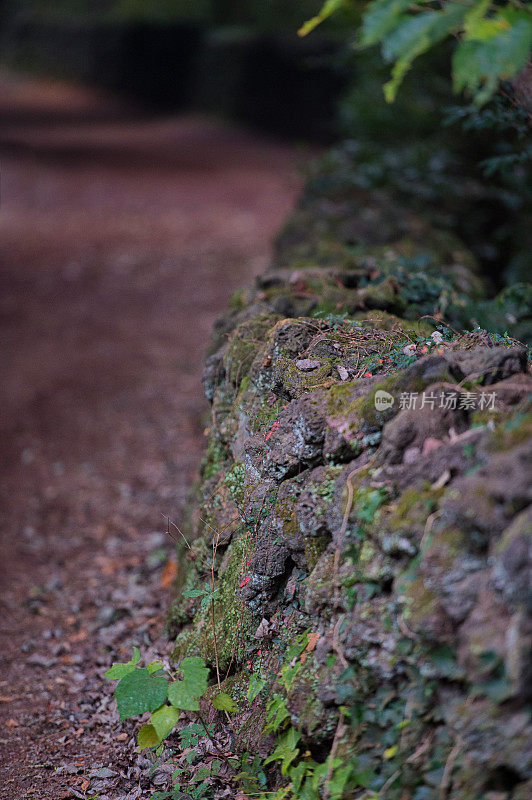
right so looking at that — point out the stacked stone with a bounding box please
[170,182,532,799]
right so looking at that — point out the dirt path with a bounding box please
[0,73,301,799]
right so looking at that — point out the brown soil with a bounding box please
[0,72,301,800]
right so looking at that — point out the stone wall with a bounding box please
[168,178,532,798]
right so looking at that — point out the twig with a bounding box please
[210,522,222,691]
[330,468,359,670]
[379,769,400,798]
[420,510,441,551]
[439,736,463,799]
[196,710,233,764]
[163,515,211,570]
[323,710,347,800]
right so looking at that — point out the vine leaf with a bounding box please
[246,673,266,703]
[180,656,209,696]
[137,724,160,749]
[104,646,140,680]
[168,656,210,711]
[114,668,168,721]
[168,680,200,711]
[151,705,180,740]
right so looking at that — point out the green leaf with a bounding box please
[453,11,532,105]
[298,0,345,37]
[151,705,180,740]
[289,761,307,794]
[382,4,468,101]
[147,661,166,675]
[464,1,513,42]
[192,782,210,798]
[212,692,238,714]
[430,645,466,679]
[137,724,160,749]
[200,590,218,611]
[114,668,168,721]
[264,694,291,733]
[182,589,207,598]
[180,657,209,697]
[105,662,137,680]
[168,656,209,711]
[463,0,491,33]
[193,766,210,782]
[264,727,301,774]
[360,0,412,47]
[352,766,377,789]
[105,646,141,680]
[168,680,200,711]
[246,673,266,703]
[328,763,355,799]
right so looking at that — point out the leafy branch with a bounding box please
[299,0,532,106]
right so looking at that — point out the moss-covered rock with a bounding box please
[170,174,532,798]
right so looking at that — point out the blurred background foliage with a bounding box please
[1,1,324,27]
[1,0,530,306]
[332,44,532,289]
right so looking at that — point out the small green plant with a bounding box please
[105,649,235,751]
[182,586,219,612]
[248,632,363,800]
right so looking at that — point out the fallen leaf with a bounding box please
[161,559,178,589]
[6,719,18,727]
[301,631,320,663]
[90,767,117,778]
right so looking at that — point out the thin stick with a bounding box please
[330,468,360,671]
[195,711,232,763]
[439,737,463,799]
[210,523,222,691]
[164,516,211,571]
[323,710,347,800]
